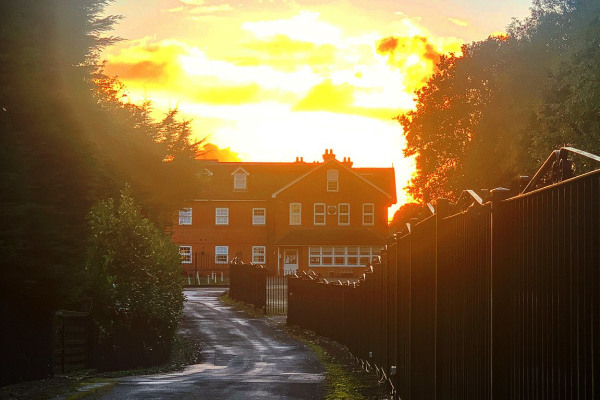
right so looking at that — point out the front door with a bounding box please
[283,249,298,275]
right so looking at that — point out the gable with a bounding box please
[271,159,393,200]
[231,167,250,176]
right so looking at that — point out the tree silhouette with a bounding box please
[0,0,203,383]
[399,0,600,202]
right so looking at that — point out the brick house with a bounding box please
[172,149,396,278]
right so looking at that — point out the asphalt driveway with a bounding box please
[97,287,325,399]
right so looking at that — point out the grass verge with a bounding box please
[283,325,390,400]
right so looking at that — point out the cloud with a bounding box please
[228,34,336,72]
[178,0,233,14]
[448,17,469,27]
[104,39,189,86]
[294,79,354,111]
[377,36,440,64]
[242,11,342,44]
[200,142,241,161]
[376,35,447,91]
[191,84,261,105]
[107,59,170,83]
[293,79,396,120]
[189,4,233,13]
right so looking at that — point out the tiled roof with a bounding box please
[275,227,386,245]
[194,161,316,199]
[193,159,396,202]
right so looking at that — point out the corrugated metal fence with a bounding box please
[288,167,599,399]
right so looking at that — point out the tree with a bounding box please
[0,1,202,382]
[389,202,430,234]
[398,38,511,202]
[0,0,120,384]
[86,188,184,369]
[92,75,206,226]
[398,0,600,203]
[531,1,600,162]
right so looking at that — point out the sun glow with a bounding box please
[102,4,469,219]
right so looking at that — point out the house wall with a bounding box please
[172,200,270,274]
[272,165,390,237]
[171,157,395,277]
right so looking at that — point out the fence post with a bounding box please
[490,187,510,400]
[434,198,450,399]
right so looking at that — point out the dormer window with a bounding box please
[234,173,246,189]
[327,169,338,192]
[231,167,249,190]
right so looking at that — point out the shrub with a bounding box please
[86,187,184,369]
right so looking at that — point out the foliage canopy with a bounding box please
[399,0,600,202]
[0,0,200,382]
[86,188,184,369]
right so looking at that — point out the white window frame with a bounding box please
[178,208,192,225]
[215,246,229,264]
[308,246,382,267]
[234,172,247,190]
[338,203,350,225]
[314,203,326,225]
[215,207,229,225]
[179,245,192,264]
[289,203,301,225]
[327,169,339,192]
[252,246,266,264]
[252,208,266,225]
[362,203,375,225]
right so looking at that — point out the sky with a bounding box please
[101,0,533,217]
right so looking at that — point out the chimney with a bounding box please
[322,148,336,162]
[342,156,353,167]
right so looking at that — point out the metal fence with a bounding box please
[492,169,600,399]
[266,275,288,314]
[229,262,288,314]
[287,151,599,399]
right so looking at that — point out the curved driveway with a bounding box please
[98,288,325,399]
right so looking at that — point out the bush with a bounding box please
[86,187,184,370]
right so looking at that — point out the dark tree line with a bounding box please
[0,1,200,384]
[398,0,600,203]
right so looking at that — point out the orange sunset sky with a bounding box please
[101,0,532,218]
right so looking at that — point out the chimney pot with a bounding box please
[322,149,337,161]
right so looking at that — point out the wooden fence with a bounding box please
[53,310,94,374]
[288,150,599,399]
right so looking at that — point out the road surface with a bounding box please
[98,287,325,399]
